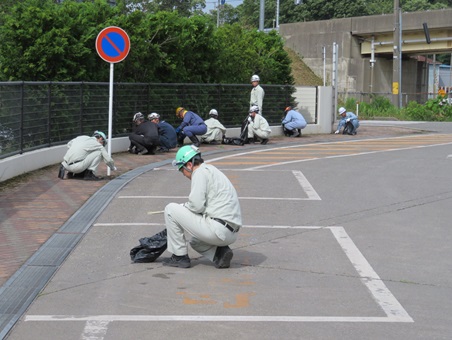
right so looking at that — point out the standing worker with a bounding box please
[148,112,177,152]
[162,145,242,269]
[58,130,116,180]
[250,74,265,115]
[175,107,207,147]
[200,109,227,145]
[129,112,160,155]
[282,106,307,137]
[335,107,360,135]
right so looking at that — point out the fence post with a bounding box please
[47,82,51,146]
[20,82,24,154]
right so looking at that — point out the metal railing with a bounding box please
[0,82,303,159]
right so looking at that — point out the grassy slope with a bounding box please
[285,47,323,86]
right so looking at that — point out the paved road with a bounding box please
[2,122,452,339]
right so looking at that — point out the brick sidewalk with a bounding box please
[0,126,421,287]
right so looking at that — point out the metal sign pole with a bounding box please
[107,63,114,176]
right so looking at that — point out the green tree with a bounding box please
[120,0,206,15]
[213,24,293,84]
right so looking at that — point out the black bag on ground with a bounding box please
[130,229,167,263]
[222,136,244,146]
[343,122,354,135]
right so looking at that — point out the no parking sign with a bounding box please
[95,26,130,175]
[96,26,130,63]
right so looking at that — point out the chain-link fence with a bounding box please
[0,82,304,159]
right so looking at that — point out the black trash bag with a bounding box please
[130,229,167,263]
[343,122,355,135]
[222,137,245,146]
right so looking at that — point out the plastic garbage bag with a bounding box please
[130,229,167,263]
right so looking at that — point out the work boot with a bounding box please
[138,148,149,155]
[68,170,86,179]
[83,170,103,181]
[213,246,233,269]
[177,134,185,147]
[162,254,191,268]
[157,147,169,153]
[148,146,157,155]
[58,164,66,179]
[189,135,200,147]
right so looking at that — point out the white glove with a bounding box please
[248,116,253,123]
[113,166,117,171]
[346,118,351,123]
[334,130,340,134]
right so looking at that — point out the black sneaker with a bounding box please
[213,246,233,269]
[260,138,269,145]
[162,254,191,268]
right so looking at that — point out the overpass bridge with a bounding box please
[279,9,452,104]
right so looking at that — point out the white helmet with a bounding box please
[148,112,160,120]
[249,105,259,113]
[133,112,145,122]
[251,74,260,82]
[338,107,346,114]
[209,109,218,117]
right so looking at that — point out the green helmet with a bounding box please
[172,145,201,170]
[93,130,107,146]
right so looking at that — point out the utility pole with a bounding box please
[392,0,402,108]
[259,0,265,31]
[217,0,220,27]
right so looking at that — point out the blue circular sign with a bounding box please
[96,26,130,63]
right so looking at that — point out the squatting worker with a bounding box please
[175,107,207,147]
[148,112,177,153]
[162,145,242,269]
[58,130,116,181]
[335,107,360,135]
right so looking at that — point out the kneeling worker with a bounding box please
[335,107,360,135]
[282,106,307,137]
[246,105,271,145]
[162,145,242,269]
[148,112,177,152]
[129,112,160,155]
[200,109,227,145]
[58,130,116,180]
[175,107,207,147]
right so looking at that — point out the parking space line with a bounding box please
[25,226,413,324]
[292,170,321,200]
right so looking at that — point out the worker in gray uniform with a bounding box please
[58,130,116,180]
[162,145,242,269]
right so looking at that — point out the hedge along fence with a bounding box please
[0,82,299,159]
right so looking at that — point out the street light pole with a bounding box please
[392,0,402,108]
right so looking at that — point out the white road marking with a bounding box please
[81,320,110,340]
[25,226,413,324]
[94,223,163,226]
[292,170,321,200]
[118,196,316,201]
[246,140,452,170]
[329,227,413,322]
[26,315,411,323]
